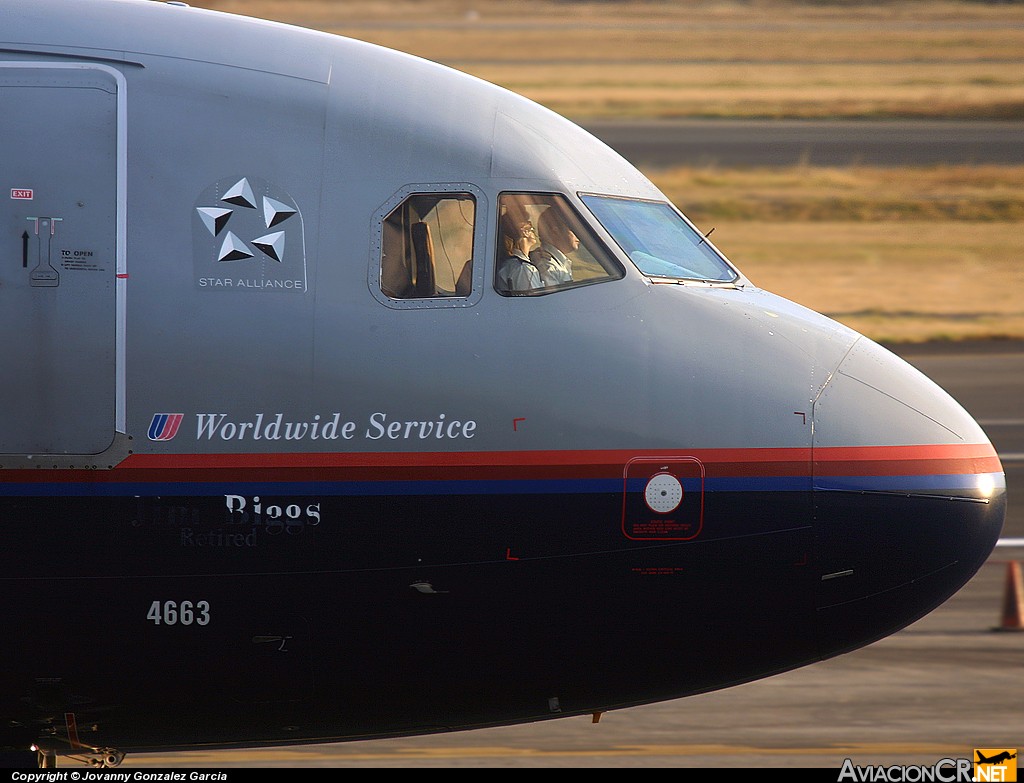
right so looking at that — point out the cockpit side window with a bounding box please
[380,193,476,300]
[495,193,624,296]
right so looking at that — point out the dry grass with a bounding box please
[480,62,1024,120]
[330,23,1024,65]
[644,165,1024,342]
[699,220,1024,343]
[649,164,1024,222]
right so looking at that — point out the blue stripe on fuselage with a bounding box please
[0,473,1003,497]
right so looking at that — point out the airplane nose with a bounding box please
[811,337,1006,657]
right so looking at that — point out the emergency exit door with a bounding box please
[0,65,120,455]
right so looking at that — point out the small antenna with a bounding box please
[697,227,715,247]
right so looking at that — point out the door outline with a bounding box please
[0,62,128,456]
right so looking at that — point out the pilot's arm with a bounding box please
[530,246,572,287]
[500,256,542,292]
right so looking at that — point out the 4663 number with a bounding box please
[146,600,210,626]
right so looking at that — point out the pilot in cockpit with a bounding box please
[496,211,542,292]
[529,207,578,287]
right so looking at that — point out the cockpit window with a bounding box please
[580,194,738,283]
[381,193,476,300]
[495,193,624,296]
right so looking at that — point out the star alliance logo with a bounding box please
[193,176,307,292]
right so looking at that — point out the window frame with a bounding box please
[370,182,487,309]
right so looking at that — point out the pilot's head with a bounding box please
[537,208,580,255]
[500,211,537,256]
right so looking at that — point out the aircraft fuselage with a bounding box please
[0,0,1005,763]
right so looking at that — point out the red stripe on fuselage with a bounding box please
[0,443,1000,484]
[813,443,1002,477]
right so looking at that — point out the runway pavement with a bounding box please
[583,119,1024,168]
[113,341,1023,770]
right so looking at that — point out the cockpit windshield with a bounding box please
[580,195,738,283]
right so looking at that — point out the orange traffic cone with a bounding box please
[994,561,1024,632]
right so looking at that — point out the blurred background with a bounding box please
[188,0,1024,345]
